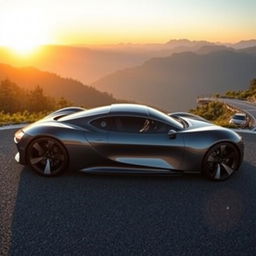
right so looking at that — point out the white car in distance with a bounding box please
[229,113,249,128]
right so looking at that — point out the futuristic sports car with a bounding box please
[14,104,244,181]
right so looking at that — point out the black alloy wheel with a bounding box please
[202,142,240,181]
[27,137,68,176]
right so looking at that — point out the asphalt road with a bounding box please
[0,129,256,256]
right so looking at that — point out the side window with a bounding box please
[91,116,171,133]
[90,117,114,131]
[148,120,170,133]
[113,116,146,133]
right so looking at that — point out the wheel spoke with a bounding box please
[225,152,235,159]
[47,140,55,151]
[29,138,67,176]
[208,155,217,162]
[221,163,234,175]
[214,164,221,179]
[44,159,51,174]
[30,156,44,165]
[55,153,65,161]
[33,142,44,155]
[220,145,227,156]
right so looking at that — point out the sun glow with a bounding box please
[5,41,41,56]
[0,9,50,55]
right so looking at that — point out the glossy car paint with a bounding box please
[14,104,244,175]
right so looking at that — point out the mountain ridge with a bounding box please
[0,38,255,84]
[0,63,117,108]
[92,49,256,111]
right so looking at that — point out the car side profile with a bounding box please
[14,104,244,181]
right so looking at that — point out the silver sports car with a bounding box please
[14,104,244,180]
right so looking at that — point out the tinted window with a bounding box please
[91,116,171,133]
[148,107,183,130]
[113,116,146,133]
[147,120,170,133]
[91,117,114,131]
[233,115,246,120]
[112,116,170,133]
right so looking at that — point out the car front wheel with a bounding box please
[27,137,68,176]
[202,142,240,181]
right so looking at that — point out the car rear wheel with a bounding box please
[202,142,240,181]
[27,137,68,176]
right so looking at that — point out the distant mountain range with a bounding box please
[92,48,256,111]
[229,39,256,49]
[1,39,256,84]
[0,63,117,108]
[0,39,256,111]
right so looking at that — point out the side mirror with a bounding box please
[168,129,177,139]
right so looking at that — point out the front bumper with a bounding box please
[14,148,26,165]
[15,152,20,163]
[14,132,30,165]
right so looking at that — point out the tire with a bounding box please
[202,142,240,181]
[27,137,68,177]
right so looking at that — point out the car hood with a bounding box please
[184,117,212,127]
[182,117,227,132]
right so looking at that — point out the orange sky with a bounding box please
[0,0,255,53]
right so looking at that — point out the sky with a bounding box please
[0,0,255,50]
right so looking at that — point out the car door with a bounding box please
[85,116,113,157]
[107,116,185,170]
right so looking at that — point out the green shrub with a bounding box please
[190,101,235,127]
[0,111,48,126]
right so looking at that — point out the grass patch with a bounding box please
[0,111,49,126]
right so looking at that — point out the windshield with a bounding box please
[233,115,246,120]
[170,115,189,128]
[148,107,184,130]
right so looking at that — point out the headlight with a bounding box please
[14,130,24,143]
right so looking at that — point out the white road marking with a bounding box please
[0,124,27,131]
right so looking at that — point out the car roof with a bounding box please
[110,104,183,129]
[233,113,246,116]
[59,105,110,121]
[59,103,183,130]
[110,104,148,116]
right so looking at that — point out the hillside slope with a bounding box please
[0,63,117,108]
[92,50,256,111]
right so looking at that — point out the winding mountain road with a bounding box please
[0,128,256,256]
[219,98,256,125]
[198,98,256,126]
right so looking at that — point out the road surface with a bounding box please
[0,128,256,256]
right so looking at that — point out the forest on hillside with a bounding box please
[223,78,256,101]
[0,63,118,108]
[0,79,72,125]
[0,79,71,113]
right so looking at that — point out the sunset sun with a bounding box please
[0,10,49,55]
[5,39,41,55]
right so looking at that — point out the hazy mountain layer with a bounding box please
[92,50,256,111]
[0,39,255,84]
